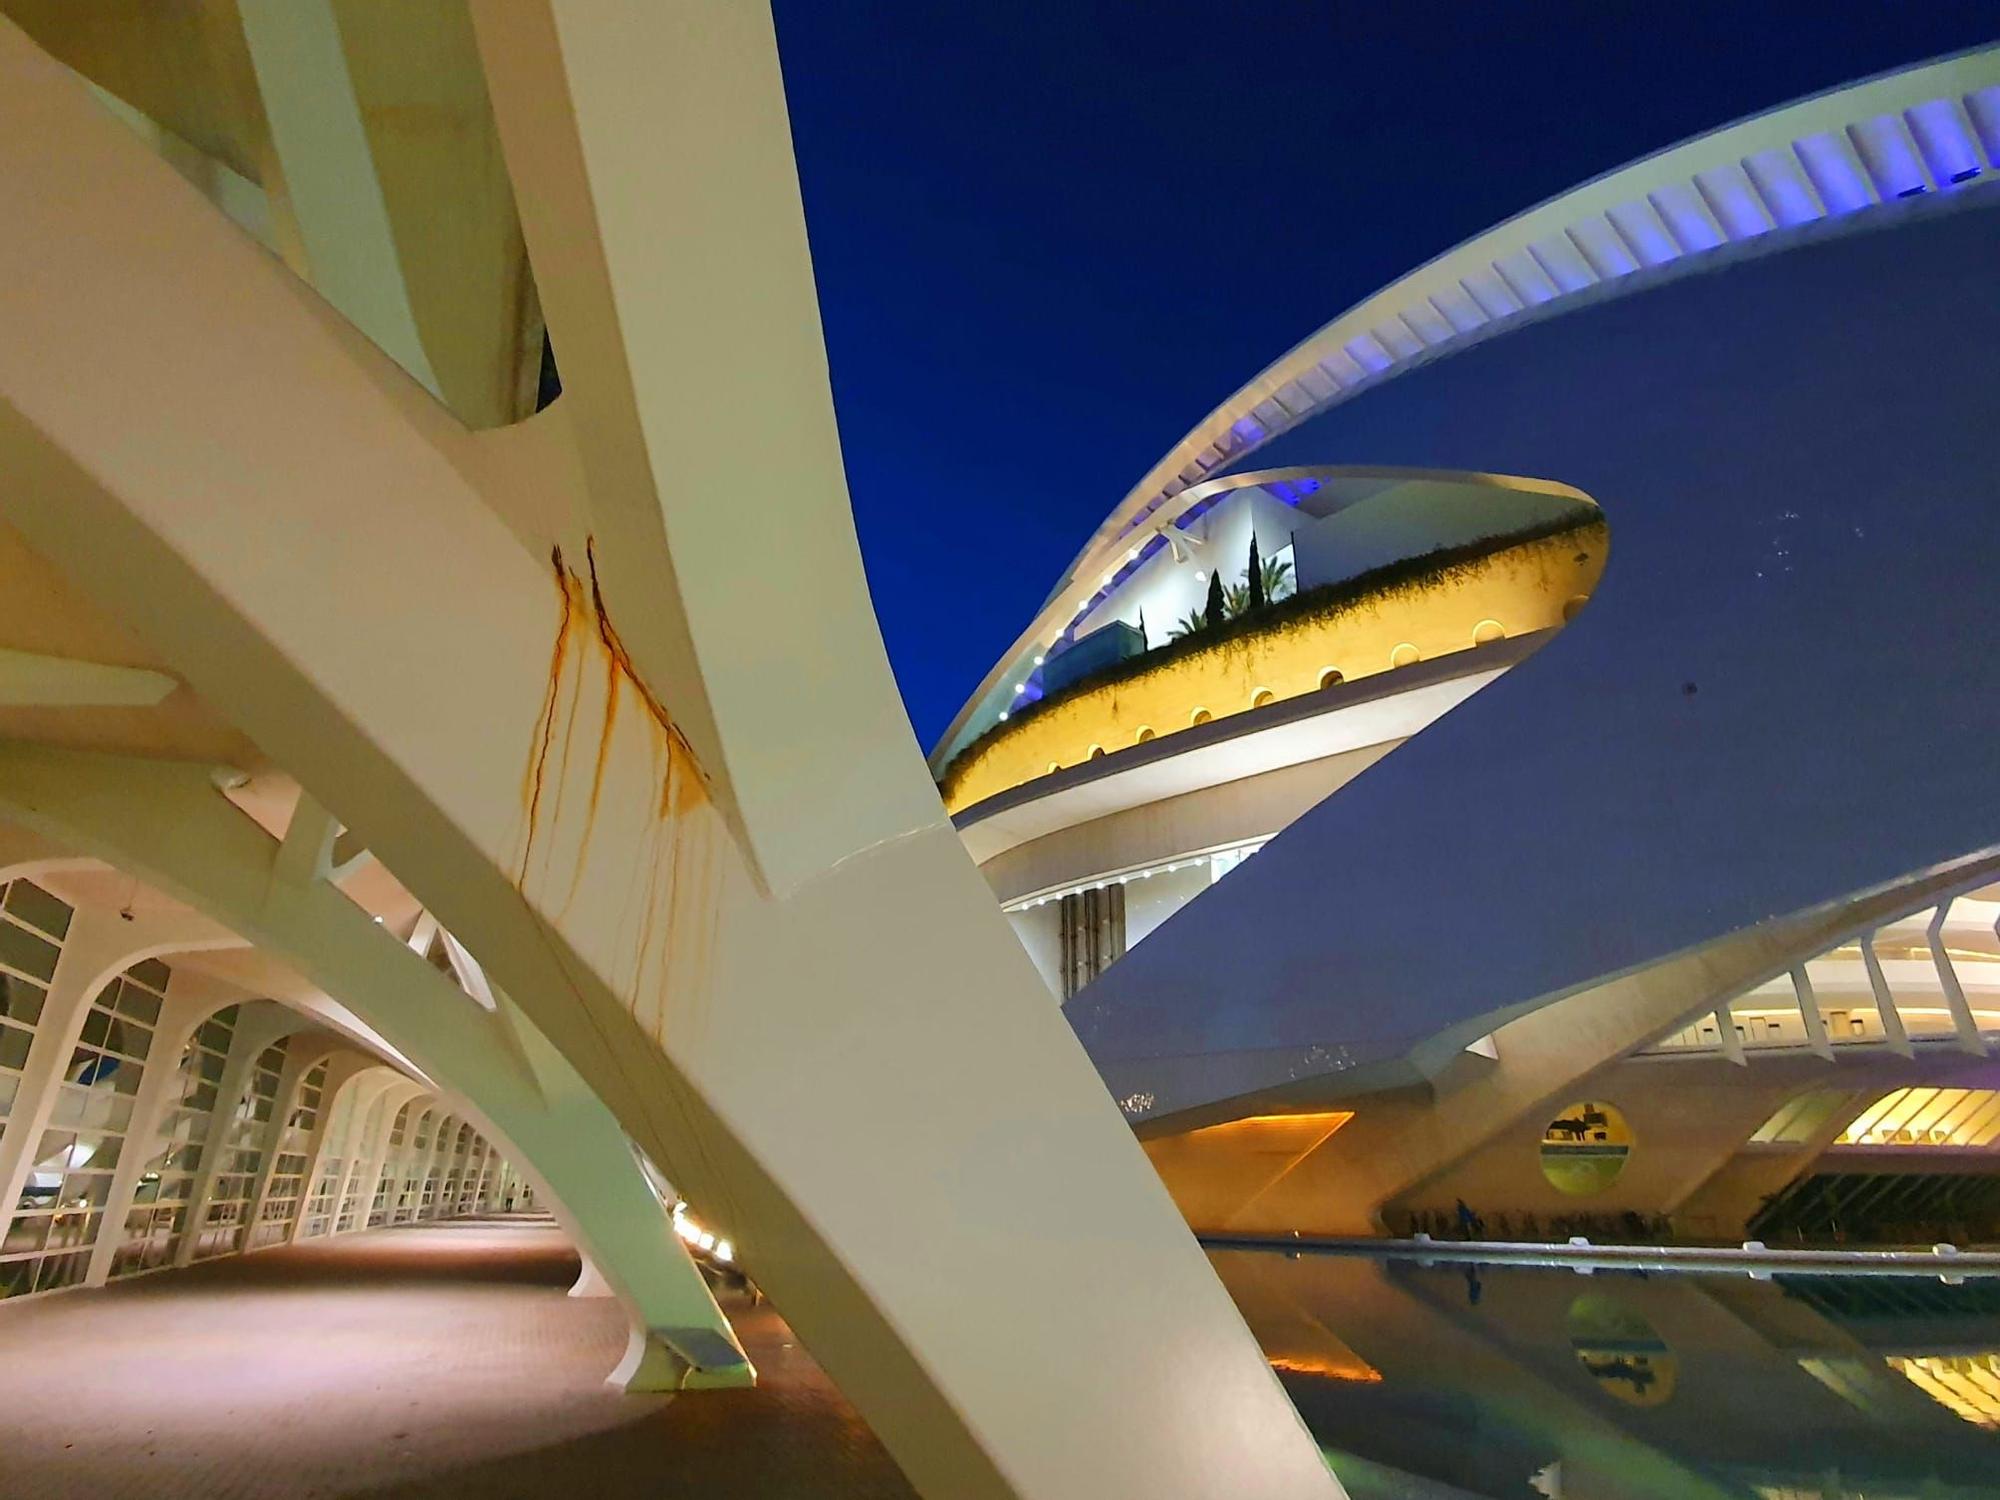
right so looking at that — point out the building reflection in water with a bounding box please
[1211,1250,2000,1500]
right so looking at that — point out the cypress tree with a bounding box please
[1247,534,1266,611]
[1203,568,1227,630]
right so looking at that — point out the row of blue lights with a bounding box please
[1090,82,1998,578]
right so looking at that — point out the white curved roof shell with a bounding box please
[932,44,2000,772]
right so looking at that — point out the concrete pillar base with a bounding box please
[608,1324,757,1393]
[568,1256,614,1299]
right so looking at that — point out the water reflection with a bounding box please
[1212,1249,2000,1499]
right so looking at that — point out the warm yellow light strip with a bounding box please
[1268,1355,1383,1383]
[1888,1353,2000,1428]
[670,1200,734,1264]
[1175,1111,1357,1212]
[1837,1087,2000,1147]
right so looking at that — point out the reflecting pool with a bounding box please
[1214,1249,2000,1499]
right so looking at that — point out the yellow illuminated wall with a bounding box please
[942,521,1606,812]
[1836,1087,2000,1147]
[1141,1111,1354,1232]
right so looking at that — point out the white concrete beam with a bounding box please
[0,647,176,708]
[1860,933,1915,1058]
[235,0,442,399]
[0,17,1333,1492]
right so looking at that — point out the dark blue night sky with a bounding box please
[771,2,1994,751]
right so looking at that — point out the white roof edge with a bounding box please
[930,44,2000,771]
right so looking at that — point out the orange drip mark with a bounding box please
[591,654,622,819]
[557,643,623,915]
[542,563,591,856]
[584,537,711,790]
[519,546,581,883]
[640,742,690,1011]
[515,534,722,1029]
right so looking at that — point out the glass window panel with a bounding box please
[1905,1089,1968,1140]
[0,975,46,1029]
[1959,1094,2000,1147]
[121,988,161,1026]
[0,1027,29,1072]
[1928,1090,1990,1143]
[67,1047,108,1084]
[106,1018,146,1060]
[0,922,58,983]
[35,1250,90,1292]
[1839,1089,1902,1143]
[4,882,73,940]
[128,958,170,992]
[1877,1088,1935,1140]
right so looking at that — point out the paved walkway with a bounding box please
[0,1218,914,1499]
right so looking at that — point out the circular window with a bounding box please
[1088,746,1105,760]
[1319,668,1344,690]
[1540,1100,1632,1195]
[1472,619,1505,645]
[1135,726,1155,743]
[1046,762,1061,774]
[1190,707,1211,726]
[1250,688,1275,710]
[1390,642,1422,668]
[1562,595,1590,623]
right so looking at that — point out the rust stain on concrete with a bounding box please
[516,538,721,1027]
[518,545,583,884]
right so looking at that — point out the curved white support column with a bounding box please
[0,752,751,1390]
[175,1004,313,1265]
[82,969,272,1285]
[568,1254,613,1299]
[0,14,1333,1496]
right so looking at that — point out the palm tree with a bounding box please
[1260,553,1294,601]
[1169,608,1208,641]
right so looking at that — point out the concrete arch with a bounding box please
[0,11,1338,1493]
[0,814,748,1391]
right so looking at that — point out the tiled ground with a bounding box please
[0,1218,915,1499]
